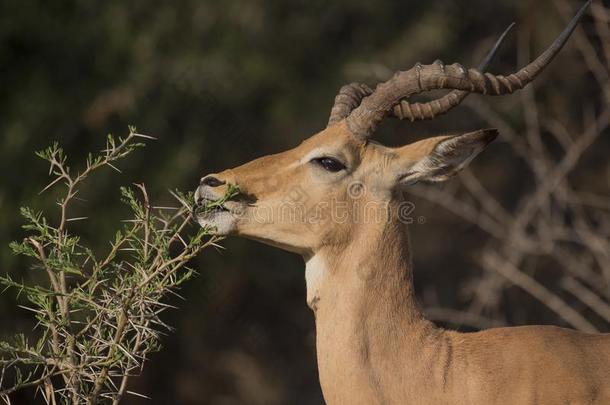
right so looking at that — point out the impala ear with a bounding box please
[398,129,498,186]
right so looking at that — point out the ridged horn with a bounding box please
[327,22,515,127]
[346,0,591,139]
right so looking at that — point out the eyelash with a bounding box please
[311,157,347,173]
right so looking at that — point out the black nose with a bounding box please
[200,176,225,188]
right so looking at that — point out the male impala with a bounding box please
[195,1,609,404]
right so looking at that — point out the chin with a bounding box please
[196,211,237,235]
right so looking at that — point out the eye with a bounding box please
[312,157,346,173]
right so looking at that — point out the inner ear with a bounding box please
[399,129,498,186]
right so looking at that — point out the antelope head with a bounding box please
[194,3,588,258]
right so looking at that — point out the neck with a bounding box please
[305,212,451,404]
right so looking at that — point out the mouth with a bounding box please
[194,199,241,235]
[203,203,230,215]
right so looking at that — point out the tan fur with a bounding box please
[196,121,610,404]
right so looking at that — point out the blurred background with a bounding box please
[1,0,609,403]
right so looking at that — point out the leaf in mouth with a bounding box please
[194,183,240,215]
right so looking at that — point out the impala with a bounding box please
[195,1,609,404]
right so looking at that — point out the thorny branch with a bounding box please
[0,129,230,404]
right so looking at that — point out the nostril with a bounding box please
[200,176,225,188]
